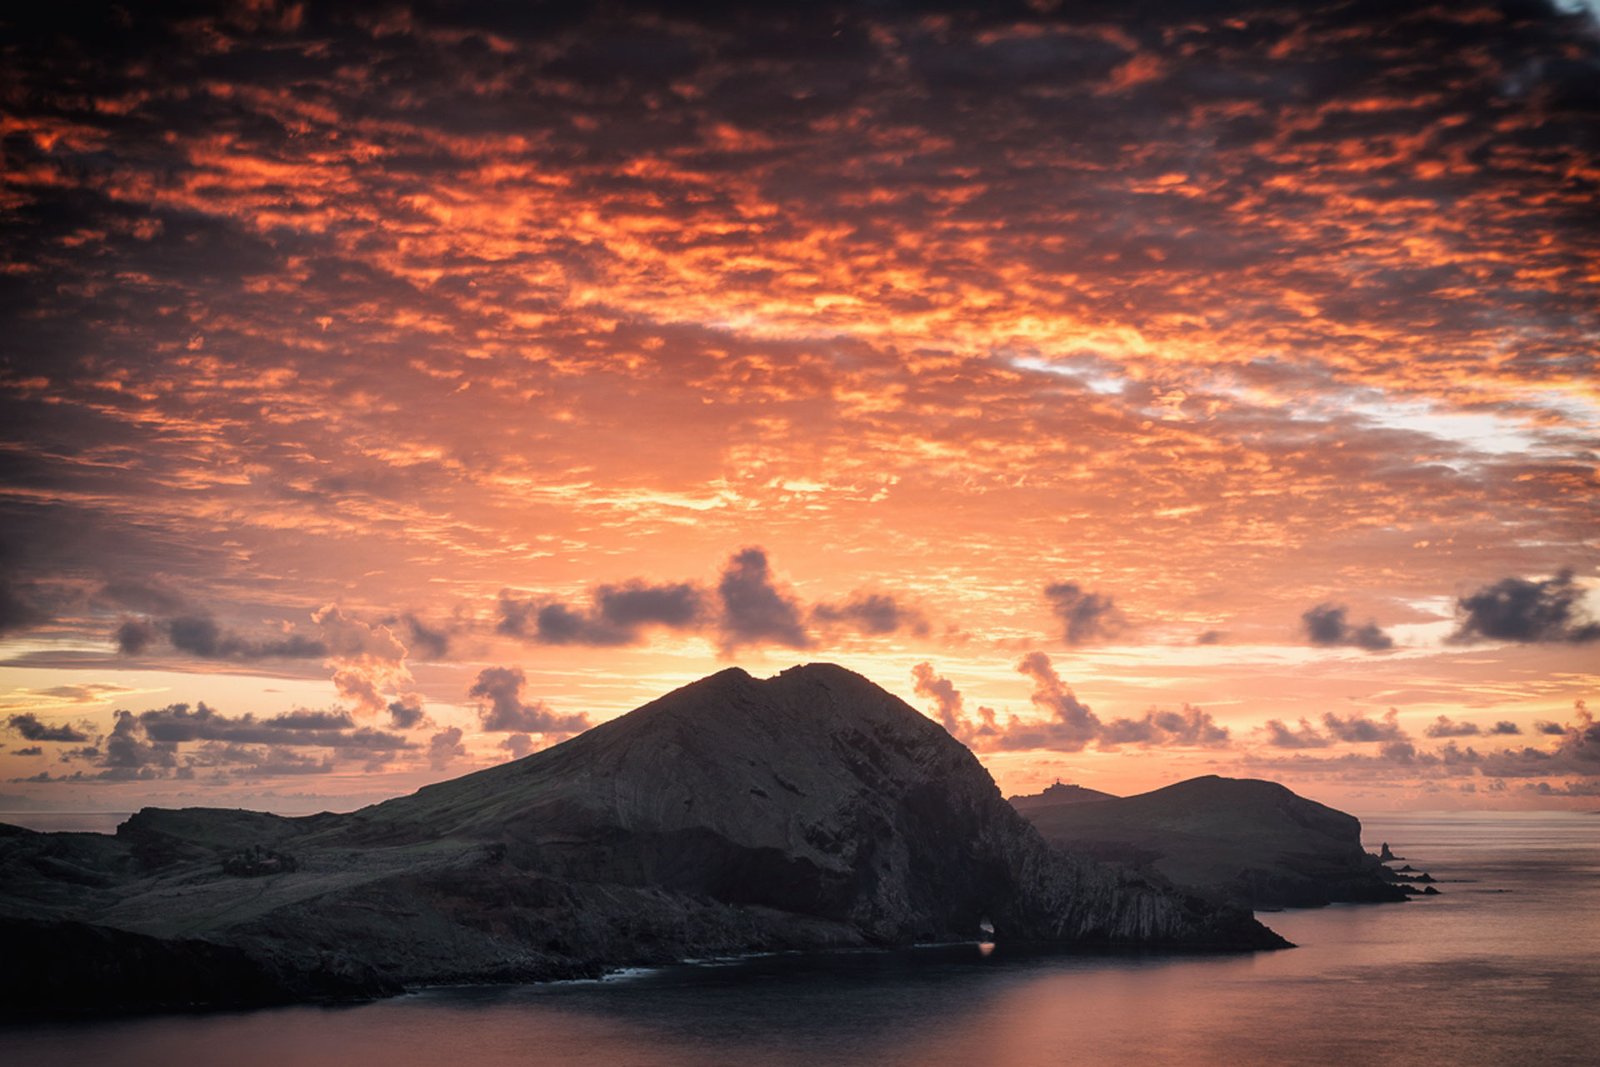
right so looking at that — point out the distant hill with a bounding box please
[1011,775,1407,909]
[0,665,1285,1018]
[1008,782,1119,815]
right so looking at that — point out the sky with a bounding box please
[1,0,1597,818]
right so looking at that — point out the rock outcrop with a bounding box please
[0,664,1287,1018]
[1012,775,1409,909]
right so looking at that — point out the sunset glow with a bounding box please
[2,0,1596,816]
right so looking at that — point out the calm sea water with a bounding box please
[3,812,1595,1066]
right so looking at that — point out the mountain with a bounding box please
[1012,774,1407,908]
[0,665,1287,1018]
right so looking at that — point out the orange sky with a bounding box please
[1,0,1597,817]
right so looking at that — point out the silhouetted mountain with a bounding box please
[1009,782,1119,815]
[0,665,1286,1018]
[1012,774,1407,908]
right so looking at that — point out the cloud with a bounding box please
[113,603,432,720]
[96,579,188,616]
[136,703,408,751]
[1043,582,1125,645]
[113,618,160,655]
[313,605,413,717]
[164,615,328,660]
[0,577,48,636]
[21,701,417,783]
[716,548,809,651]
[812,593,928,637]
[1524,780,1600,797]
[1451,570,1600,644]
[500,580,706,647]
[397,614,450,660]
[911,661,987,744]
[0,0,1596,806]
[596,581,706,630]
[5,713,89,743]
[498,557,926,652]
[1243,702,1600,788]
[1262,718,1332,748]
[182,744,337,779]
[1321,709,1406,743]
[98,710,179,780]
[914,656,1227,752]
[468,666,590,738]
[1479,704,1600,779]
[427,727,466,771]
[15,746,42,756]
[1302,603,1394,651]
[1425,715,1482,738]
[29,683,135,705]
[1098,705,1230,748]
[387,695,426,730]
[500,733,535,760]
[313,605,407,661]
[1008,651,1102,751]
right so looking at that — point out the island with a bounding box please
[0,664,1287,1018]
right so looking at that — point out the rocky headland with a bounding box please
[0,664,1287,1018]
[1011,775,1413,909]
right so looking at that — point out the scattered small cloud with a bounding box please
[5,713,89,743]
[1302,603,1394,651]
[1261,718,1332,749]
[1425,715,1482,738]
[812,593,928,637]
[386,695,427,730]
[1321,709,1405,743]
[500,733,535,760]
[427,727,466,771]
[468,666,590,738]
[717,548,809,652]
[1043,582,1125,645]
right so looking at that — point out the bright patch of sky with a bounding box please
[1011,355,1126,394]
[1339,397,1546,456]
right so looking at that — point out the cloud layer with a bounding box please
[0,0,1594,807]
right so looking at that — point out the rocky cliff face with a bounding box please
[0,665,1286,1018]
[1015,775,1407,908]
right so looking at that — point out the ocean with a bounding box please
[2,812,1595,1066]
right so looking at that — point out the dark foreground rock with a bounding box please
[1012,775,1409,909]
[0,664,1287,1019]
